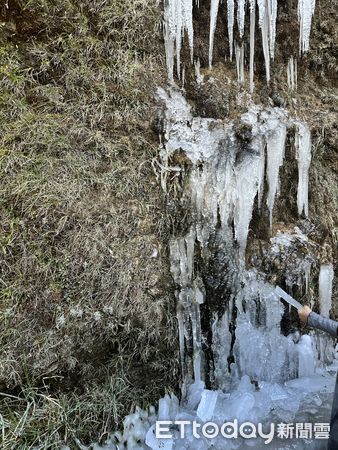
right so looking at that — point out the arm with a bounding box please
[298,306,338,338]
[307,312,338,338]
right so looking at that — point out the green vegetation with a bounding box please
[0,0,178,447]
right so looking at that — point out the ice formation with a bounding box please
[227,0,235,61]
[266,119,286,225]
[106,85,334,450]
[298,0,316,54]
[162,0,317,84]
[287,56,298,90]
[235,42,245,83]
[163,0,194,81]
[249,0,256,93]
[257,0,278,82]
[295,122,312,217]
[209,0,220,68]
[237,0,247,38]
[319,264,334,318]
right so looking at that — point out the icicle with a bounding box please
[234,148,265,256]
[249,0,256,93]
[266,121,287,226]
[298,0,316,54]
[287,57,296,90]
[182,0,194,62]
[227,0,235,61]
[319,264,334,318]
[194,58,204,84]
[209,0,220,68]
[237,0,247,38]
[163,0,194,81]
[163,16,175,82]
[257,0,271,82]
[269,0,278,59]
[235,42,245,83]
[295,123,311,217]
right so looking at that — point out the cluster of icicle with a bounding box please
[158,87,315,386]
[163,0,316,90]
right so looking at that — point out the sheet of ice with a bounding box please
[209,0,220,68]
[295,122,312,217]
[298,0,316,53]
[319,264,334,318]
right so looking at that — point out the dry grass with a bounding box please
[0,0,179,447]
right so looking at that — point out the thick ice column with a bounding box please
[295,122,311,217]
[234,147,265,256]
[209,0,220,68]
[227,0,235,60]
[319,264,334,318]
[298,0,316,54]
[266,122,287,226]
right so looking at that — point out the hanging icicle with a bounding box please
[237,0,247,38]
[163,0,194,81]
[266,119,287,226]
[249,0,256,92]
[227,0,235,61]
[295,122,312,217]
[287,56,298,90]
[235,42,245,83]
[209,0,220,68]
[298,0,316,54]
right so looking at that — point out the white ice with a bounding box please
[227,0,235,61]
[209,0,220,68]
[319,264,334,318]
[237,0,247,38]
[295,122,312,217]
[298,0,316,54]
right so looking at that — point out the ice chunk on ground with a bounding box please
[196,390,219,421]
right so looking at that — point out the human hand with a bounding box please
[298,305,312,324]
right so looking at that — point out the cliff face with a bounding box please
[0,0,336,447]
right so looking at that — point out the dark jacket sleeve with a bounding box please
[307,312,338,338]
